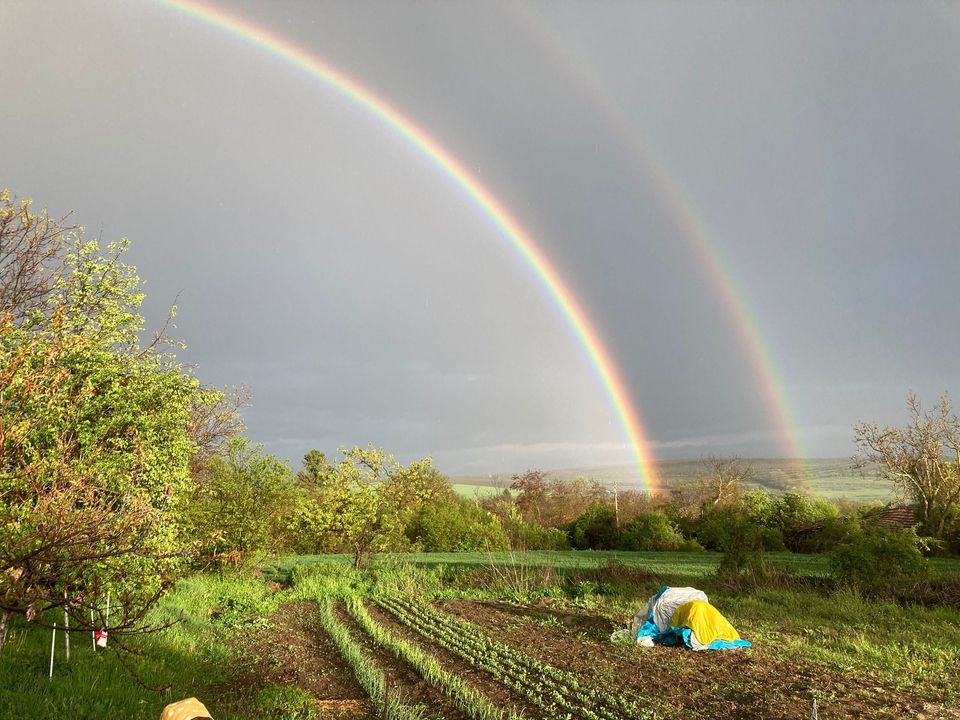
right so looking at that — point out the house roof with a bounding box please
[865,504,916,529]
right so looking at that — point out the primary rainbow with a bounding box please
[156,0,661,492]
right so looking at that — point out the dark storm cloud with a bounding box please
[2,0,957,474]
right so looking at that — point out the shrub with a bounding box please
[619,511,691,551]
[740,489,777,526]
[772,491,839,552]
[829,527,929,596]
[569,505,622,550]
[798,514,862,554]
[946,512,960,556]
[696,505,784,553]
[406,499,509,552]
[182,438,297,566]
[696,504,785,585]
[509,522,570,551]
[565,578,616,600]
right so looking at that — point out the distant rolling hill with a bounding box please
[452,458,894,502]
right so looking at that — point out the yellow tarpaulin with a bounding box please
[671,599,741,646]
[161,698,212,720]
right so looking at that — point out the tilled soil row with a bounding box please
[226,600,376,719]
[364,600,549,720]
[332,601,472,720]
[381,596,672,720]
[438,599,950,720]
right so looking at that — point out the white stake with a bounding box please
[63,592,70,661]
[91,609,96,651]
[49,622,57,679]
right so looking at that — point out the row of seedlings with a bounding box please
[347,599,522,720]
[378,597,666,720]
[318,599,430,720]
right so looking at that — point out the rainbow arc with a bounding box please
[158,0,662,492]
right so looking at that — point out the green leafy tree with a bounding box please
[182,438,296,564]
[619,511,694,551]
[406,498,509,552]
[739,489,777,526]
[770,491,839,552]
[286,449,340,554]
[568,505,622,550]
[302,445,442,568]
[830,527,929,595]
[855,393,960,540]
[510,469,549,524]
[0,193,202,649]
[697,504,784,554]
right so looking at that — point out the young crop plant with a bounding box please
[318,600,430,720]
[378,597,670,720]
[347,599,522,720]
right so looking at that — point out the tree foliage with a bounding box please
[0,191,203,648]
[671,456,751,520]
[299,445,442,568]
[406,499,509,552]
[620,511,694,551]
[829,527,929,595]
[855,393,960,540]
[569,505,621,550]
[0,189,71,322]
[181,438,295,564]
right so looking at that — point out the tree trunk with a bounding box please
[354,547,363,570]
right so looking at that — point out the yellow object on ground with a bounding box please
[160,697,213,720]
[671,599,741,646]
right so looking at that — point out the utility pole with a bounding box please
[613,483,620,529]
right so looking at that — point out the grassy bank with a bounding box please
[263,549,960,583]
[0,574,279,720]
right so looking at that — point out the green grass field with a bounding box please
[3,550,958,719]
[450,483,504,498]
[263,549,960,583]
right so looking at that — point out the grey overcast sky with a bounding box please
[2,1,958,475]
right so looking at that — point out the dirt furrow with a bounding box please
[226,600,376,719]
[438,599,942,720]
[332,601,473,720]
[366,600,549,720]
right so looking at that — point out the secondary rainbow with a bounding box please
[507,5,806,461]
[156,0,661,491]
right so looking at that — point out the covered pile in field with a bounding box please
[630,586,751,651]
[160,698,213,720]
